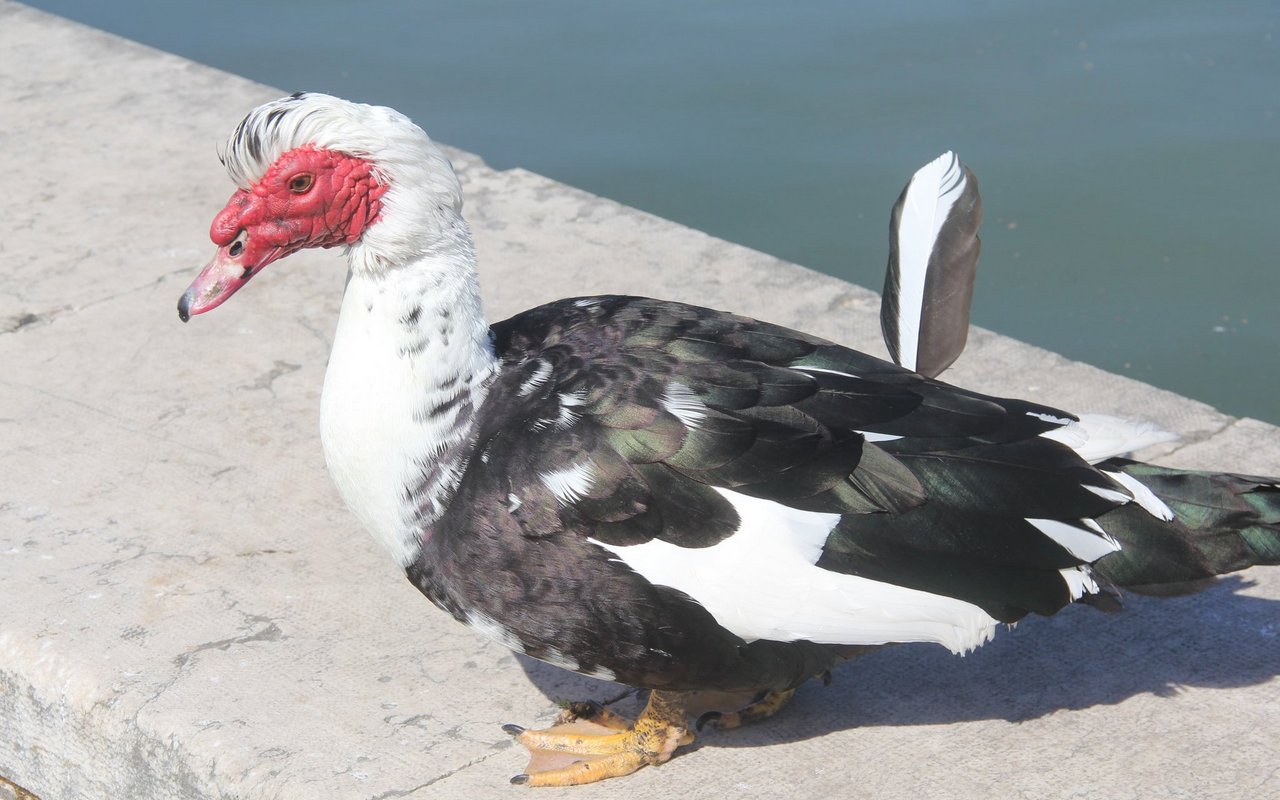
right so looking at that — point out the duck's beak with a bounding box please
[177,228,285,322]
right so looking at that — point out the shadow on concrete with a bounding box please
[512,574,1279,747]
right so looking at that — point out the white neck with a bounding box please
[320,215,497,568]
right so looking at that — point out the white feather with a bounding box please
[591,489,1000,655]
[1083,484,1133,504]
[1059,566,1102,600]
[553,405,580,430]
[554,390,587,430]
[518,359,553,397]
[540,460,596,505]
[559,390,587,407]
[1039,413,1177,463]
[892,152,968,371]
[1081,518,1109,536]
[1027,518,1121,562]
[1105,470,1176,521]
[857,430,904,442]
[1027,411,1075,426]
[793,366,856,378]
[661,382,707,429]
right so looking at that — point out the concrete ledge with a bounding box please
[2,3,1277,798]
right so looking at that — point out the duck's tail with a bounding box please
[1091,459,1280,595]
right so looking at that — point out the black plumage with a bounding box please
[403,295,1280,693]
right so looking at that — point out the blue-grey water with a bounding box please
[28,1,1280,423]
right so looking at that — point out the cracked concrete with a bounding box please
[0,775,39,800]
[1,2,1278,799]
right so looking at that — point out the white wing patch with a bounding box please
[1083,484,1132,504]
[1081,469,1177,523]
[554,389,588,430]
[591,489,1000,655]
[553,405,580,430]
[857,430,904,443]
[1105,470,1176,521]
[794,366,856,378]
[539,460,596,505]
[518,359,553,397]
[1027,518,1121,562]
[1059,566,1102,601]
[1027,410,1075,426]
[661,382,707,429]
[559,389,587,407]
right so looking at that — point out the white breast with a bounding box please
[320,275,435,567]
[319,260,496,568]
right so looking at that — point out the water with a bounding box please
[27,1,1280,423]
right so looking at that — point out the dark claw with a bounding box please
[821,670,833,686]
[510,774,530,785]
[565,700,604,719]
[502,723,526,736]
[695,711,722,731]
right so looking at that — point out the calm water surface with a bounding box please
[29,1,1280,423]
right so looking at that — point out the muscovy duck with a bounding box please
[178,93,1280,787]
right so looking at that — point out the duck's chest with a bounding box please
[319,276,490,568]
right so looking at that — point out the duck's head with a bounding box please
[178,92,463,321]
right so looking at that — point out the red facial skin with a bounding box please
[178,145,387,321]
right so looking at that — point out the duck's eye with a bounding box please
[289,173,314,193]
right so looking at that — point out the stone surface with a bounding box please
[1,3,1276,798]
[0,775,39,800]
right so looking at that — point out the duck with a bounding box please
[178,92,1280,787]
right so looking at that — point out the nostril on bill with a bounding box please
[228,229,247,258]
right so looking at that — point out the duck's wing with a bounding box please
[463,297,1126,634]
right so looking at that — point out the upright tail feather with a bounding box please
[1091,459,1280,595]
